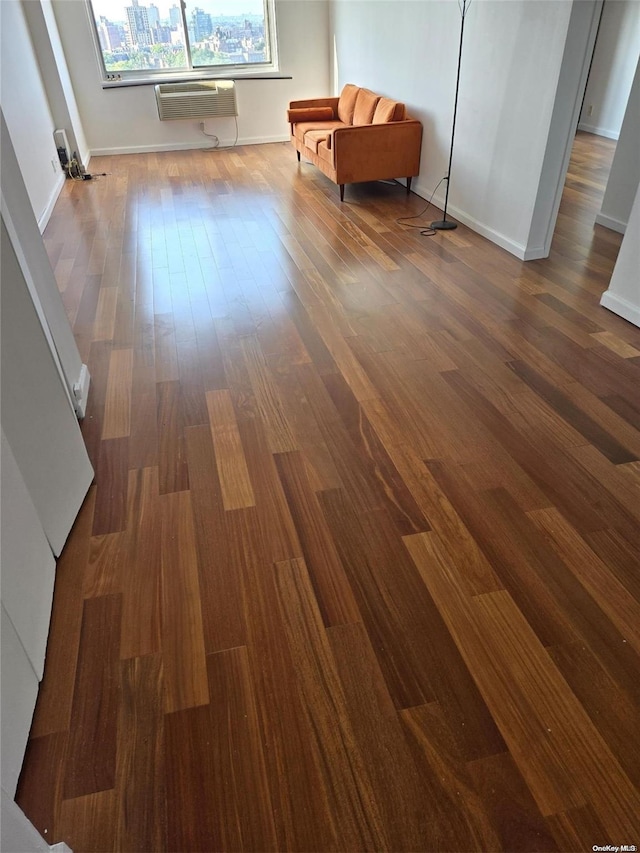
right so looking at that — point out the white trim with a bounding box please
[600,290,640,327]
[90,135,288,156]
[522,245,550,261]
[595,211,627,233]
[526,1,604,261]
[72,363,91,419]
[1,194,77,417]
[50,844,73,852]
[577,122,619,140]
[37,172,65,234]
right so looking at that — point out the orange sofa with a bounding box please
[287,83,423,201]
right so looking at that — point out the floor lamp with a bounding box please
[431,0,472,231]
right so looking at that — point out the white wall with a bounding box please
[579,0,640,139]
[600,181,640,328]
[1,215,94,556]
[1,601,40,799]
[21,0,90,168]
[1,112,89,416]
[1,432,57,684]
[596,55,640,233]
[329,0,574,258]
[1,788,71,853]
[51,0,330,155]
[526,0,603,259]
[0,0,65,228]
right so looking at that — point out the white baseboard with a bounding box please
[410,178,529,260]
[72,363,91,419]
[577,122,619,140]
[521,245,550,261]
[90,135,288,157]
[37,173,66,233]
[600,290,640,328]
[595,212,627,234]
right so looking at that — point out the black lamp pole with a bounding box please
[431,0,470,231]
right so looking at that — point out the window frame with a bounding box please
[86,0,279,87]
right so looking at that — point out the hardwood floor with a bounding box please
[17,131,640,852]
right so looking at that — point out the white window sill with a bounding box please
[102,70,291,89]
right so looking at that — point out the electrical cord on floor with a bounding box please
[65,158,109,181]
[396,176,447,236]
[199,116,239,149]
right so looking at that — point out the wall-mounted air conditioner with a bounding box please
[155,80,237,121]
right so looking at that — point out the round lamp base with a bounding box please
[430,220,458,231]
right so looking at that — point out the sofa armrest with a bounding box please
[329,121,423,182]
[289,97,340,114]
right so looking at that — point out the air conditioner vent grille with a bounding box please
[155,80,237,120]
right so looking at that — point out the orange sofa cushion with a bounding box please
[353,88,380,125]
[293,120,344,143]
[317,141,333,166]
[304,129,331,154]
[372,98,405,124]
[288,106,334,123]
[337,84,360,125]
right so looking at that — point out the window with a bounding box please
[88,0,277,82]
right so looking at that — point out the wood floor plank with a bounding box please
[156,379,189,495]
[160,489,209,713]
[266,354,344,491]
[273,556,387,850]
[331,623,497,852]
[120,467,162,659]
[83,532,126,598]
[115,654,166,852]
[165,647,278,852]
[546,640,640,791]
[274,450,359,627]
[58,790,118,853]
[15,732,68,842]
[404,532,640,835]
[545,805,609,853]
[409,704,513,844]
[466,752,559,852]
[318,487,444,711]
[205,388,255,510]
[63,593,122,799]
[92,437,129,536]
[240,334,298,453]
[92,287,118,342]
[236,514,342,851]
[528,506,640,654]
[508,359,637,464]
[102,348,134,440]
[442,368,611,534]
[590,329,640,358]
[322,371,432,535]
[185,424,247,653]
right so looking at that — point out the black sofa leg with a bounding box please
[339,184,345,202]
[297,150,301,162]
[406,177,412,194]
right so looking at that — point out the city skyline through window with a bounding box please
[88,0,274,77]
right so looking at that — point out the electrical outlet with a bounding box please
[51,158,58,173]
[587,104,593,117]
